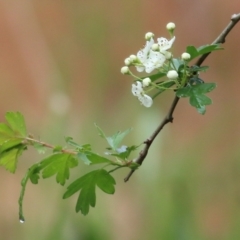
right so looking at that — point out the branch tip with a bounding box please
[124,14,240,182]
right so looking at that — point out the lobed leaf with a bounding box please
[110,145,139,160]
[176,83,216,114]
[0,123,15,144]
[65,137,91,152]
[0,146,25,173]
[63,169,116,215]
[77,151,112,165]
[186,44,223,61]
[5,112,27,137]
[40,153,78,185]
[95,124,132,151]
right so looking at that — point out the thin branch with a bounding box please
[124,13,240,182]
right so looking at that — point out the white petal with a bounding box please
[137,38,154,63]
[144,51,166,72]
[157,36,175,51]
[138,94,153,107]
[136,66,145,72]
[132,81,143,96]
[144,61,155,73]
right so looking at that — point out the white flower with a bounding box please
[167,70,178,79]
[138,94,153,107]
[121,66,130,74]
[157,36,175,53]
[131,81,153,107]
[132,81,143,96]
[136,38,167,73]
[145,32,154,40]
[166,22,176,31]
[181,52,191,60]
[144,51,166,73]
[136,38,154,72]
[142,77,151,87]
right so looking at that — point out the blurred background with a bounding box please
[0,1,240,239]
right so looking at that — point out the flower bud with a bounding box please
[164,52,172,59]
[167,70,178,79]
[166,22,176,31]
[142,77,151,87]
[124,58,131,65]
[129,54,137,61]
[181,52,191,60]
[151,43,159,51]
[121,66,130,75]
[145,32,154,40]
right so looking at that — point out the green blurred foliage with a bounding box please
[0,1,240,240]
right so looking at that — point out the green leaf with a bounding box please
[32,142,46,154]
[77,151,112,165]
[186,46,199,60]
[0,123,15,144]
[63,169,116,215]
[110,145,139,160]
[106,129,132,151]
[94,124,107,139]
[171,58,185,71]
[197,44,223,55]
[0,138,23,153]
[0,145,25,173]
[5,112,27,137]
[65,137,91,151]
[29,166,41,184]
[96,170,115,194]
[186,44,223,61]
[95,124,132,151]
[40,153,78,185]
[176,83,216,114]
[152,81,176,98]
[142,72,166,82]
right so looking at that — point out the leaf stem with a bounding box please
[24,136,77,155]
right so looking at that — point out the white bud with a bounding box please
[145,32,154,40]
[121,66,130,75]
[165,52,172,59]
[142,77,151,87]
[124,58,131,65]
[151,43,159,51]
[129,54,137,61]
[167,70,178,79]
[166,22,176,31]
[181,52,191,60]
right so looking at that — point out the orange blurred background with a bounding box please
[0,1,240,239]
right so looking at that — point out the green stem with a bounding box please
[18,163,40,222]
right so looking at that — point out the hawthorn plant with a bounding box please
[0,13,239,222]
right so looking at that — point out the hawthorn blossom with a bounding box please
[138,94,153,108]
[136,38,166,73]
[131,81,153,107]
[157,36,175,56]
[132,81,143,96]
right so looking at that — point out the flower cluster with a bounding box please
[121,22,193,108]
[123,34,175,74]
